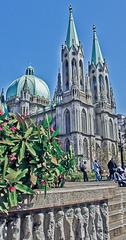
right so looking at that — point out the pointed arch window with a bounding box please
[83,138,88,159]
[72,58,77,83]
[65,138,70,152]
[64,60,69,91]
[64,109,70,134]
[93,76,97,101]
[73,136,77,154]
[96,143,101,160]
[112,143,115,157]
[79,60,84,91]
[81,109,87,134]
[109,119,114,139]
[105,76,109,99]
[99,74,104,93]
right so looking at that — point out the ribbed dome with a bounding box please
[6,66,50,101]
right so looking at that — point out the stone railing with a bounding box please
[0,182,125,240]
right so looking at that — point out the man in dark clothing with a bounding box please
[107,158,117,180]
[80,161,88,182]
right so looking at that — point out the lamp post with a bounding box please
[118,128,124,169]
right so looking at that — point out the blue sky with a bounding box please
[0,0,126,114]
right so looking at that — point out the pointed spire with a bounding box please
[57,69,62,95]
[66,5,80,49]
[1,88,5,103]
[91,25,104,65]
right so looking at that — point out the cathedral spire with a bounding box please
[65,5,80,49]
[91,25,104,65]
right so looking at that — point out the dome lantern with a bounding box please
[25,66,34,76]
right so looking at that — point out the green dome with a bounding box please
[6,66,50,101]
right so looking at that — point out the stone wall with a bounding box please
[0,182,125,240]
[108,187,126,240]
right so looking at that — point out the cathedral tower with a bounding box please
[88,26,118,167]
[62,6,85,99]
[55,6,94,168]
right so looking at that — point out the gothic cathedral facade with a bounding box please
[2,6,118,169]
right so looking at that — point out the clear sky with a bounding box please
[0,0,126,114]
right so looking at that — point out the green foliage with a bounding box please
[0,111,74,212]
[88,171,95,180]
[66,170,83,182]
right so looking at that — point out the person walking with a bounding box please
[80,160,88,182]
[107,158,117,180]
[93,160,101,181]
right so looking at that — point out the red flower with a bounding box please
[9,153,17,161]
[40,179,46,186]
[10,126,17,132]
[8,186,16,192]
[0,111,3,116]
[50,127,54,133]
[0,127,3,131]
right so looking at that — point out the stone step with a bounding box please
[109,222,123,231]
[111,234,126,240]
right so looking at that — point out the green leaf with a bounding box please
[13,190,18,206]
[18,141,25,162]
[8,190,17,207]
[0,181,7,188]
[16,169,28,181]
[57,165,65,174]
[24,127,33,139]
[11,144,19,153]
[0,140,15,146]
[16,114,26,132]
[52,128,59,137]
[2,155,8,179]
[25,142,36,157]
[42,115,52,129]
[15,183,34,194]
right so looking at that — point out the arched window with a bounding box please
[114,123,117,140]
[93,76,97,101]
[96,143,101,160]
[99,74,104,93]
[72,58,77,83]
[81,109,87,134]
[89,113,92,134]
[64,109,70,134]
[73,136,77,154]
[64,60,69,91]
[83,138,88,159]
[79,60,84,91]
[105,76,109,99]
[112,143,115,157]
[65,138,70,152]
[109,119,114,139]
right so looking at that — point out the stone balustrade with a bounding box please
[0,182,125,240]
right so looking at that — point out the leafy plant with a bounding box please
[0,111,72,212]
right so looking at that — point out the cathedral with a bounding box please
[0,6,119,169]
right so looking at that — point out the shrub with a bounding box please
[0,112,73,212]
